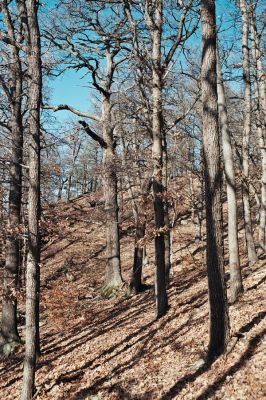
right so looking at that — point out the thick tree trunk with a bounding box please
[240,0,258,265]
[101,95,122,295]
[150,0,168,318]
[217,49,243,303]
[21,0,42,398]
[201,0,229,362]
[0,0,23,346]
[1,116,23,344]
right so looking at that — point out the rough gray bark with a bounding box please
[146,0,168,318]
[101,85,122,294]
[0,0,23,345]
[217,48,243,303]
[250,9,266,253]
[239,0,258,265]
[201,0,230,362]
[21,0,42,398]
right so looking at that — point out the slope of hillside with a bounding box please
[0,190,265,400]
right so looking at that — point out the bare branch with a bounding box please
[42,103,100,122]
[78,120,107,148]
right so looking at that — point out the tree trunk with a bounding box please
[150,0,168,318]
[163,138,171,287]
[119,133,147,294]
[239,0,258,265]
[164,205,171,287]
[21,0,42,398]
[201,0,229,362]
[250,8,266,126]
[217,48,243,303]
[1,116,23,344]
[131,220,146,293]
[0,0,23,347]
[189,170,195,224]
[250,10,266,253]
[101,94,122,295]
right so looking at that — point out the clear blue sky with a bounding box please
[43,0,244,123]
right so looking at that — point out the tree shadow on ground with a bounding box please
[43,285,208,396]
[247,273,266,291]
[161,311,266,400]
[70,314,206,400]
[196,327,266,399]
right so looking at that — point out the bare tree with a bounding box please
[21,0,42,397]
[144,0,168,317]
[0,0,24,347]
[44,2,127,294]
[201,0,229,362]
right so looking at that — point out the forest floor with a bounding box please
[0,189,265,400]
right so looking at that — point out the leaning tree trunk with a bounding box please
[217,48,243,303]
[201,0,230,362]
[101,94,122,296]
[240,0,258,265]
[250,10,266,253]
[150,0,168,318]
[21,0,42,398]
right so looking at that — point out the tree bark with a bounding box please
[101,92,123,294]
[250,10,266,253]
[239,0,258,265]
[217,48,243,303]
[150,0,168,318]
[201,0,229,362]
[1,116,23,344]
[119,133,149,294]
[1,0,23,344]
[163,138,171,287]
[21,0,42,398]
[131,220,146,293]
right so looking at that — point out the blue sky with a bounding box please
[48,69,94,122]
[43,0,245,124]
